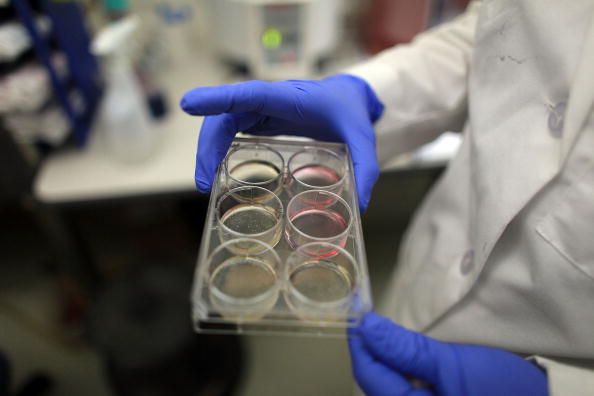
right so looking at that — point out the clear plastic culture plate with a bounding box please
[191,137,372,336]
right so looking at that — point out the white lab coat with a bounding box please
[349,1,594,394]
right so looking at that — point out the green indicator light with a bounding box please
[262,27,283,49]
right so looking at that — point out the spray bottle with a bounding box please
[92,16,158,163]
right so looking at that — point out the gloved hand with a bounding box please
[349,312,549,396]
[180,74,384,211]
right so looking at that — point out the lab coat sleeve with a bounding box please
[347,1,481,165]
[531,356,594,396]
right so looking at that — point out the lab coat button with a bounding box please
[548,101,567,138]
[460,250,475,275]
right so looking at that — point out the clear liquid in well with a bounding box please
[292,164,341,187]
[221,204,278,235]
[290,260,352,302]
[290,209,348,239]
[229,160,281,184]
[211,256,276,299]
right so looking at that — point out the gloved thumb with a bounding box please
[358,312,449,386]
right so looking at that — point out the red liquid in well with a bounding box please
[292,164,341,187]
[288,209,348,255]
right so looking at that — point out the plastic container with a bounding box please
[191,137,372,336]
[93,16,159,163]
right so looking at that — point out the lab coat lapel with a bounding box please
[468,67,561,274]
[561,16,594,162]
[468,7,594,276]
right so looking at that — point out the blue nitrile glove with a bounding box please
[349,312,549,396]
[180,74,384,211]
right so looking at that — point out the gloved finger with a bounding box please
[195,112,263,192]
[346,125,380,212]
[181,81,300,120]
[348,329,434,396]
[243,117,297,137]
[244,117,323,140]
[358,312,443,385]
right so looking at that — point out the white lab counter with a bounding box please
[34,56,224,204]
[34,110,199,204]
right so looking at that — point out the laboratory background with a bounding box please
[0,1,468,395]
